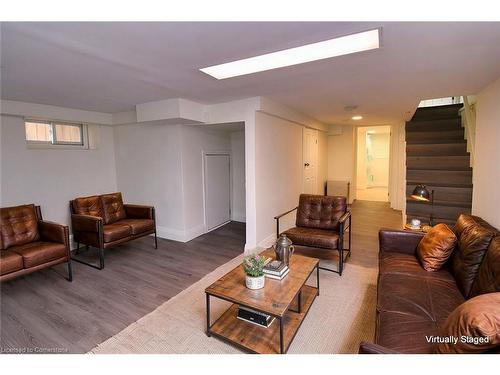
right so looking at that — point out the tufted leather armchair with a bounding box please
[70,192,157,270]
[274,194,351,275]
[0,204,72,282]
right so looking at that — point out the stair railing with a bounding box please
[459,96,476,167]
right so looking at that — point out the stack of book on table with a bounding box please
[263,260,289,280]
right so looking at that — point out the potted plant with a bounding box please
[243,254,266,290]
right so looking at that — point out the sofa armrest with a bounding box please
[71,214,102,233]
[39,221,69,245]
[358,341,398,354]
[124,204,155,220]
[379,229,424,255]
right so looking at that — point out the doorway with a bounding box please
[204,153,231,231]
[355,126,391,202]
[303,128,319,194]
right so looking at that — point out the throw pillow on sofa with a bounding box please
[436,292,500,354]
[417,223,458,272]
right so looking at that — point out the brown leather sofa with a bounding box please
[70,192,157,270]
[0,204,72,282]
[275,194,351,275]
[360,214,500,353]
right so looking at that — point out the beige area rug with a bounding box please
[90,255,377,354]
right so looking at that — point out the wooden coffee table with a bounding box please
[205,249,320,354]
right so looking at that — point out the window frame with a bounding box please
[25,118,89,150]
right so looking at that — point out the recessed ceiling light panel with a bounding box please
[200,29,380,79]
[352,115,363,120]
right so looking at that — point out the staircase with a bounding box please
[406,104,472,226]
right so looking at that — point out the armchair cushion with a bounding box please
[72,195,104,218]
[102,223,132,243]
[0,251,24,275]
[296,194,346,230]
[117,219,155,235]
[0,204,40,250]
[11,241,67,268]
[101,192,126,224]
[283,226,339,250]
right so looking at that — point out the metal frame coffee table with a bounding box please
[205,249,320,354]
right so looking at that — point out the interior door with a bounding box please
[303,128,318,194]
[204,154,231,231]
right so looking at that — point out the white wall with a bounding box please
[255,112,303,248]
[328,125,355,202]
[388,122,406,212]
[231,130,246,222]
[0,115,117,227]
[472,77,500,228]
[317,131,328,195]
[113,122,238,242]
[180,125,232,239]
[113,123,185,239]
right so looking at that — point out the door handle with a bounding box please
[304,163,310,167]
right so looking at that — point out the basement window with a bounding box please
[25,119,88,149]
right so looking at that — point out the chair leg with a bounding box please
[67,260,73,282]
[154,231,158,249]
[99,247,105,270]
[338,249,343,276]
[75,242,80,255]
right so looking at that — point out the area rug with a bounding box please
[90,255,377,354]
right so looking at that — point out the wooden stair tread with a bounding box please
[406,198,472,208]
[407,180,473,188]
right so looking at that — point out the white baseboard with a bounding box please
[156,224,207,243]
[183,224,207,242]
[230,212,246,223]
[258,233,277,250]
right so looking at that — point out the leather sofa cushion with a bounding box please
[417,223,457,271]
[101,192,126,224]
[470,236,500,297]
[378,271,465,322]
[102,223,132,243]
[11,241,67,268]
[436,292,500,353]
[377,269,465,353]
[283,226,339,250]
[377,310,440,353]
[380,252,456,281]
[72,195,104,218]
[296,194,346,230]
[0,204,40,249]
[452,214,497,298]
[117,219,155,235]
[0,251,24,275]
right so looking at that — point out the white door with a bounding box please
[204,154,231,231]
[303,128,318,194]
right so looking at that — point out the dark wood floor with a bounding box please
[0,201,402,354]
[0,221,245,353]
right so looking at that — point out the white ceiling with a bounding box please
[2,22,500,125]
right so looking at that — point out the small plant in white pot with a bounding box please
[243,254,266,290]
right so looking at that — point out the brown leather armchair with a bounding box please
[0,204,72,282]
[275,194,352,275]
[70,192,157,270]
